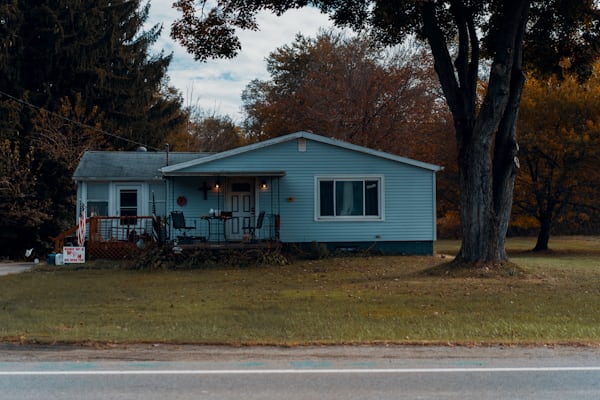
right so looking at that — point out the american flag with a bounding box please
[77,202,86,246]
[152,192,160,243]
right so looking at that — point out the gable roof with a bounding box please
[73,151,212,181]
[161,131,442,174]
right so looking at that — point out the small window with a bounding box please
[316,177,382,220]
[88,201,108,217]
[86,183,108,216]
[232,182,252,192]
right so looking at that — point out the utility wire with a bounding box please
[0,89,160,151]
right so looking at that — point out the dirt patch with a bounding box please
[2,342,600,362]
[422,260,526,278]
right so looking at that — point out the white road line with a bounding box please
[1,367,600,376]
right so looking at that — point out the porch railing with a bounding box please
[50,216,161,259]
[50,213,280,259]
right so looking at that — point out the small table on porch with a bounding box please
[201,214,232,243]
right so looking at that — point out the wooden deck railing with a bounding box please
[50,225,79,252]
[51,216,162,259]
[50,214,280,260]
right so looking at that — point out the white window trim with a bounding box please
[314,175,384,222]
[113,183,145,217]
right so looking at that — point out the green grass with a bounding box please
[2,236,600,345]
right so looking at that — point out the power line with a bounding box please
[0,89,160,151]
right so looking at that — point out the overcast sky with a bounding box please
[147,3,333,121]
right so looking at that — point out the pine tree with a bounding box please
[10,0,185,149]
[0,0,187,257]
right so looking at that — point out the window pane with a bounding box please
[88,201,108,216]
[120,190,137,225]
[336,181,363,216]
[87,201,108,217]
[365,180,379,216]
[120,190,137,207]
[121,209,137,218]
[232,183,251,192]
[319,181,334,216]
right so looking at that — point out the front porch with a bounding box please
[51,215,280,260]
[170,210,279,245]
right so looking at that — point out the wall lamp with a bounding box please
[260,180,268,191]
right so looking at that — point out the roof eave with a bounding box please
[162,171,287,177]
[73,176,164,182]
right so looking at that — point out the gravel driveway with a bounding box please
[0,262,35,276]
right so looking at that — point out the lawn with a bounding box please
[1,237,600,345]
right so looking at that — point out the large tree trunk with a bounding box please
[440,1,529,267]
[455,88,522,266]
[455,127,502,264]
[420,0,530,267]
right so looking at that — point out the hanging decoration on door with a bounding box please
[176,196,187,206]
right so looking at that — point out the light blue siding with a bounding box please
[170,138,437,244]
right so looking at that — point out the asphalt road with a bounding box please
[1,345,599,399]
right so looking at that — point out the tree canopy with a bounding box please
[241,31,447,154]
[0,0,187,257]
[2,0,186,149]
[173,0,600,267]
[167,110,246,152]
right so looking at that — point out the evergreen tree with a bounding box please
[0,0,187,257]
[9,0,186,149]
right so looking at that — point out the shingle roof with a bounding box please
[73,151,212,181]
[161,131,442,173]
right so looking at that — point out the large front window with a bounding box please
[316,177,382,220]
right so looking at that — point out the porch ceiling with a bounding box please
[162,170,286,177]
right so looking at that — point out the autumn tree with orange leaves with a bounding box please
[241,31,449,158]
[166,110,246,153]
[513,63,600,250]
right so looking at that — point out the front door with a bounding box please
[115,184,142,240]
[227,179,254,241]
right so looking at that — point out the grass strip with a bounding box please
[1,237,600,345]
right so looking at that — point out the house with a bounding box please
[73,131,442,255]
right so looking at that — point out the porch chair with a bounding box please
[243,211,266,242]
[171,211,195,241]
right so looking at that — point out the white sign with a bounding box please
[63,246,86,263]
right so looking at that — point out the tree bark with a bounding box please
[492,5,529,260]
[455,132,501,264]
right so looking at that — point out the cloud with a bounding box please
[147,3,333,121]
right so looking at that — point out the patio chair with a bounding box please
[243,211,266,242]
[171,211,195,241]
